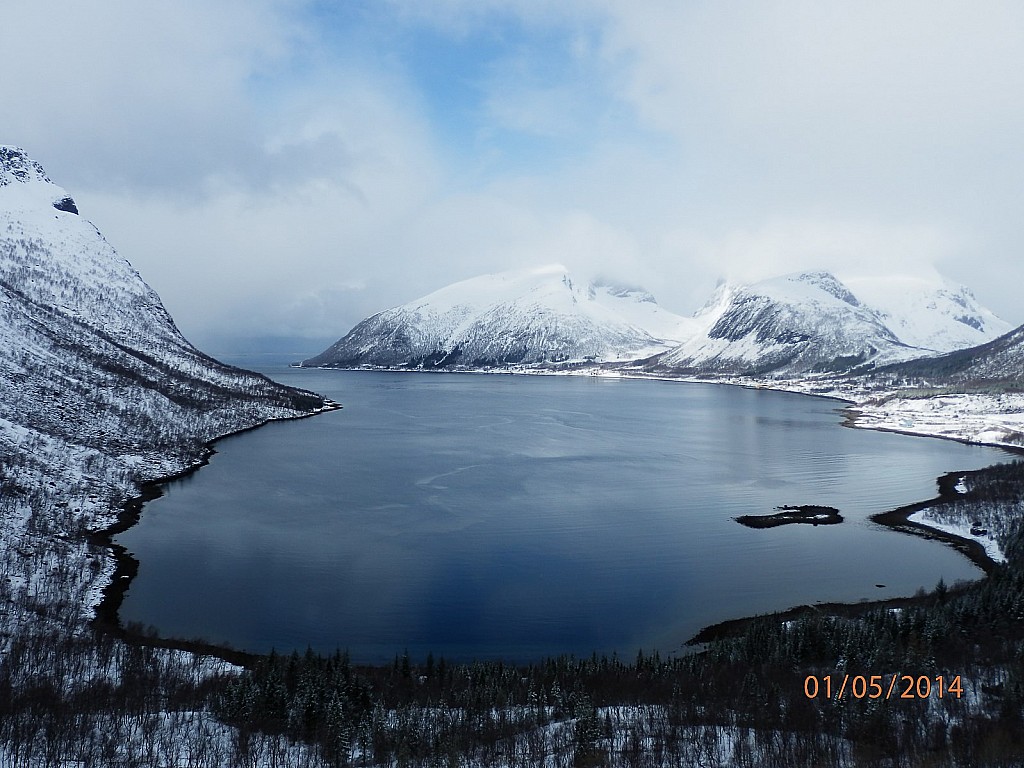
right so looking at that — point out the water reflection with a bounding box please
[116,371,1011,662]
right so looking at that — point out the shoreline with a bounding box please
[89,400,342,667]
[841,405,1024,454]
[868,467,1005,575]
[688,467,1011,645]
[91,368,1017,669]
[308,364,1024,452]
[301,362,859,405]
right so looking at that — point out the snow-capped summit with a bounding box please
[654,271,916,375]
[654,270,1011,377]
[0,145,79,213]
[842,274,1011,353]
[303,265,697,368]
[0,145,181,356]
[0,145,51,185]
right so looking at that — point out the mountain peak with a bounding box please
[0,146,78,214]
[0,145,52,186]
[841,274,1011,353]
[655,269,1010,376]
[790,271,860,307]
[303,266,696,368]
[590,277,657,304]
[530,263,570,276]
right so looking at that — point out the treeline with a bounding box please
[0,625,321,767]
[207,459,1024,766]
[2,461,1024,766]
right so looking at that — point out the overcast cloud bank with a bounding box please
[4,0,1022,352]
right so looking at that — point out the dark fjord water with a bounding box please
[116,370,1011,663]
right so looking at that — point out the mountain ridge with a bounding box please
[302,264,698,369]
[306,267,1011,376]
[868,323,1024,388]
[653,271,911,375]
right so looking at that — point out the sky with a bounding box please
[3,0,1023,354]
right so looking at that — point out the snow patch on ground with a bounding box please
[850,392,1024,450]
[907,508,1007,563]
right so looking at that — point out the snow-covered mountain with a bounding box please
[842,274,1011,353]
[653,272,914,375]
[872,322,1024,387]
[306,266,1010,376]
[0,145,328,631]
[302,265,697,368]
[652,271,1011,377]
[0,146,325,473]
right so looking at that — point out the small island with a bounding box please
[736,504,843,528]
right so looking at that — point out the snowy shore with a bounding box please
[844,392,1024,451]
[488,364,1024,450]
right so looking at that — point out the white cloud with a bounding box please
[594,1,1024,216]
[5,0,1024,350]
[693,218,954,284]
[1,0,305,193]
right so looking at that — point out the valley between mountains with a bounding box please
[3,146,1024,765]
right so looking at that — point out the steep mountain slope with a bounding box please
[0,147,327,476]
[842,274,1011,353]
[303,265,697,368]
[0,145,329,629]
[652,271,918,376]
[868,323,1024,388]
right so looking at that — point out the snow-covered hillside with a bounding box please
[652,271,1011,377]
[652,272,916,375]
[0,146,342,767]
[302,265,697,368]
[842,274,1011,353]
[0,145,330,634]
[870,323,1024,387]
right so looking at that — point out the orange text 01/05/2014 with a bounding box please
[803,674,964,701]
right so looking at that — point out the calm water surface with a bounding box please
[116,371,1011,662]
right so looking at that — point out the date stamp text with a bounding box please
[804,674,963,701]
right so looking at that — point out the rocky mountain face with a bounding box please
[302,265,697,369]
[652,272,908,375]
[650,271,1011,377]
